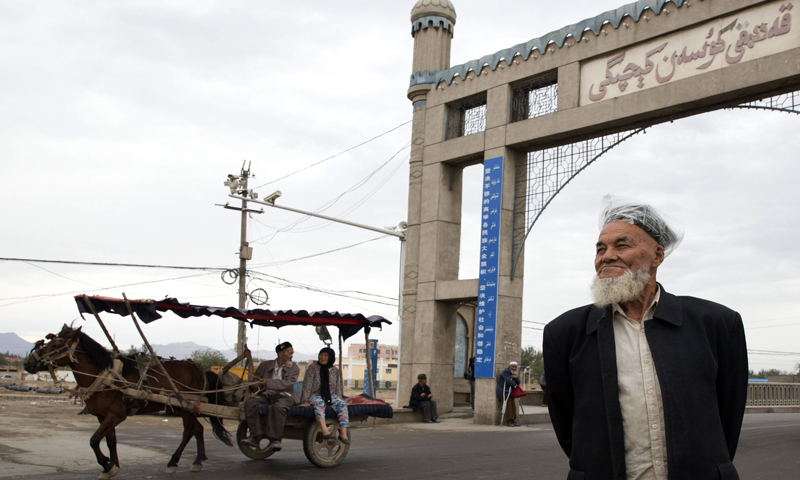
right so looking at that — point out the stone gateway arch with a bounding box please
[400,0,800,424]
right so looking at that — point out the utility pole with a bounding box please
[229,190,406,399]
[220,162,263,366]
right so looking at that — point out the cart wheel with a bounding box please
[302,420,350,468]
[236,421,275,460]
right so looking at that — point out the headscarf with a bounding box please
[318,347,336,404]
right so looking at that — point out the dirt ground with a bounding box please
[0,396,176,478]
[0,378,398,478]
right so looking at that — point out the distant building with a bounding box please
[347,344,398,360]
[341,343,398,390]
[1,366,21,381]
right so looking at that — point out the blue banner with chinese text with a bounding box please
[474,156,503,378]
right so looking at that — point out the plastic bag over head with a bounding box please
[598,194,685,258]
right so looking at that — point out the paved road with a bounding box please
[7,412,796,480]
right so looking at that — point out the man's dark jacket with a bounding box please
[542,286,748,480]
[496,367,519,397]
[409,383,432,409]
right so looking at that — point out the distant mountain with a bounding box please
[149,342,208,360]
[0,333,317,363]
[0,332,34,357]
[149,342,316,363]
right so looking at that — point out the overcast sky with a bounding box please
[2,0,798,372]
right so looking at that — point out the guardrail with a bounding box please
[747,382,800,406]
[343,379,397,391]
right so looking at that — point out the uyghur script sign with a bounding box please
[581,1,797,105]
[474,156,503,379]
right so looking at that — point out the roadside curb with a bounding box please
[745,406,800,414]
[0,394,73,403]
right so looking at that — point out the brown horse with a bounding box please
[24,325,232,478]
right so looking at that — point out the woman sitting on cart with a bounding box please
[298,347,350,444]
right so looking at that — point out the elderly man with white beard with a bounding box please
[543,195,748,480]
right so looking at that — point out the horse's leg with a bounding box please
[106,427,120,468]
[165,411,195,474]
[91,415,122,478]
[99,427,120,480]
[189,416,206,472]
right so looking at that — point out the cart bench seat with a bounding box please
[257,394,393,420]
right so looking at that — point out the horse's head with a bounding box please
[23,324,81,373]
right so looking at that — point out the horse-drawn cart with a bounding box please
[25,294,393,478]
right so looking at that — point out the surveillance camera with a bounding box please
[263,190,282,204]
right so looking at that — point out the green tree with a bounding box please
[191,349,228,370]
[126,344,147,355]
[521,346,544,382]
[751,368,786,379]
[1,351,23,368]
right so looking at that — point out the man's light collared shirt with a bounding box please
[266,362,291,397]
[612,287,668,480]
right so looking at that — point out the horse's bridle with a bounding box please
[28,337,80,387]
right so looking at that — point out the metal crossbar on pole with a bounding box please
[229,189,406,403]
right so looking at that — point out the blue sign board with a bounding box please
[363,339,379,396]
[474,156,503,378]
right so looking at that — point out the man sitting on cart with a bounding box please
[241,341,300,451]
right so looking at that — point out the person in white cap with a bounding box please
[543,195,748,480]
[496,361,520,427]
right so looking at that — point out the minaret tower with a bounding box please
[399,0,457,411]
[408,0,456,104]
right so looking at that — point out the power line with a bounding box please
[21,260,101,289]
[249,270,397,306]
[746,315,800,324]
[0,272,216,306]
[747,349,800,356]
[251,142,410,243]
[252,120,411,190]
[249,235,390,268]
[0,257,226,271]
[747,322,800,330]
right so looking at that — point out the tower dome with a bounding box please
[411,0,456,21]
[411,0,456,33]
[408,0,456,97]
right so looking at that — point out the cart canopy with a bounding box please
[75,295,391,341]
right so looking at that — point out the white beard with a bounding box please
[591,266,651,308]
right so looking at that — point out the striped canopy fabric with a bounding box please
[74,295,391,341]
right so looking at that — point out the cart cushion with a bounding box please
[258,394,393,419]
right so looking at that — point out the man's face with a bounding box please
[595,221,664,279]
[277,347,294,365]
[419,378,427,386]
[509,364,518,372]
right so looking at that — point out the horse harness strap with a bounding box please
[81,358,126,402]
[28,337,80,388]
[134,353,157,389]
